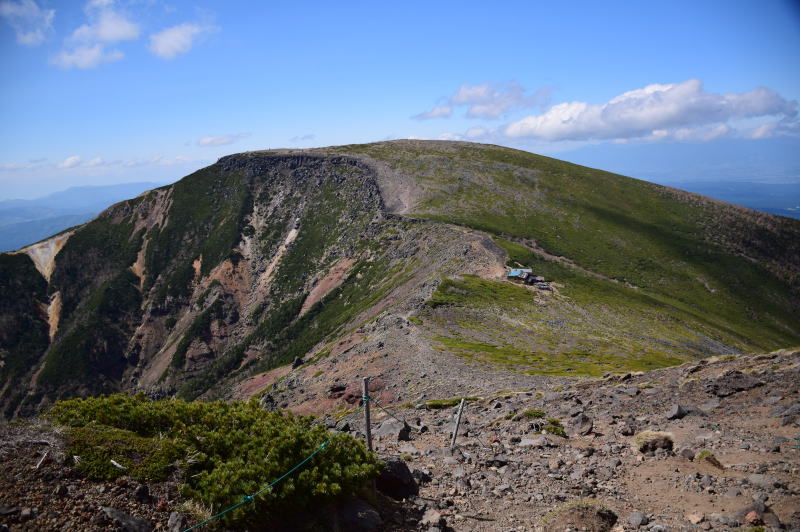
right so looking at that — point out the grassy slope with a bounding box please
[333,141,800,371]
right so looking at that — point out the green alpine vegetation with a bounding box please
[47,394,380,527]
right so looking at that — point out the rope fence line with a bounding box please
[182,405,366,532]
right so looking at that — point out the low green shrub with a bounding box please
[424,396,479,409]
[544,418,567,437]
[47,394,380,527]
[522,409,545,419]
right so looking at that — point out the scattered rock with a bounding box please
[101,507,154,532]
[746,473,782,490]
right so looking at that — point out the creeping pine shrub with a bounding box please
[48,394,381,527]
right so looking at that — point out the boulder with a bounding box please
[705,370,763,397]
[628,511,648,527]
[376,457,418,500]
[666,404,688,420]
[373,419,411,442]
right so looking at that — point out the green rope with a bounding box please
[182,408,362,531]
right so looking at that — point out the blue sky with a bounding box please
[1,0,799,199]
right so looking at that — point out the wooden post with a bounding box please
[363,377,373,452]
[450,397,466,451]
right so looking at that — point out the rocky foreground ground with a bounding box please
[1,349,798,531]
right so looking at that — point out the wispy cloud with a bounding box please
[197,133,250,147]
[0,0,54,46]
[51,43,123,69]
[412,105,452,120]
[149,22,212,59]
[414,81,550,120]
[504,79,798,142]
[57,155,82,169]
[290,133,316,142]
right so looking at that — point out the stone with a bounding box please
[573,413,593,435]
[667,404,688,420]
[373,419,411,442]
[705,370,763,397]
[376,457,418,500]
[421,508,445,527]
[520,436,557,448]
[678,447,695,461]
[724,487,743,498]
[687,513,704,524]
[744,511,762,525]
[411,468,432,485]
[133,484,150,502]
[339,499,383,532]
[167,512,185,532]
[53,484,68,497]
[746,474,781,490]
[101,507,154,532]
[628,512,648,528]
[485,454,509,467]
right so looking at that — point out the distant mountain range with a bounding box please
[0,182,163,252]
[662,181,800,219]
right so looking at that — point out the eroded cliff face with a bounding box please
[0,151,504,416]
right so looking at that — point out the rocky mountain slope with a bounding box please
[0,140,798,418]
[2,349,797,531]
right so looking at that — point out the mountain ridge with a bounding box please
[0,140,797,418]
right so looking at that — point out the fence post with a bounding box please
[450,397,466,451]
[363,377,373,452]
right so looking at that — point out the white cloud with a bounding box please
[197,133,250,147]
[57,155,81,168]
[505,79,798,142]
[0,0,54,46]
[70,8,139,43]
[464,127,489,139]
[412,105,452,120]
[415,82,550,120]
[82,156,104,167]
[51,1,138,69]
[149,23,208,59]
[51,43,123,69]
